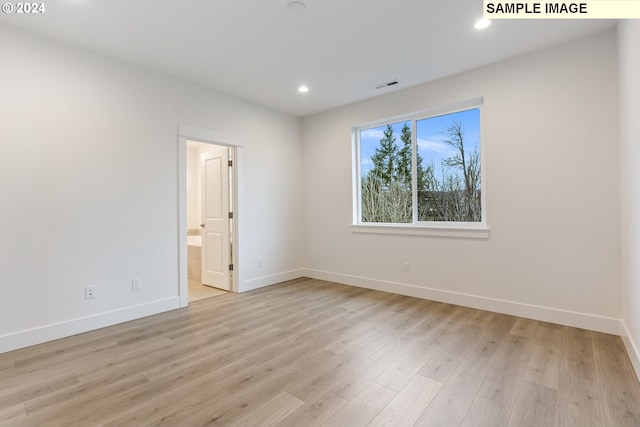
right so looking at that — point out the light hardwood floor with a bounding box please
[1,278,639,427]
[188,279,228,302]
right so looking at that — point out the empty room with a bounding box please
[1,2,640,426]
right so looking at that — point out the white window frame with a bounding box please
[351,97,489,239]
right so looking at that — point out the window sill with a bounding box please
[351,224,490,239]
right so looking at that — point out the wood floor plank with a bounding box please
[73,336,177,382]
[102,357,253,425]
[597,384,640,427]
[274,390,348,427]
[561,327,596,381]
[221,348,334,397]
[268,304,346,337]
[367,374,442,427]
[0,279,638,427]
[413,388,476,427]
[591,332,640,426]
[433,314,514,396]
[11,339,120,374]
[591,332,640,389]
[287,350,363,402]
[0,413,26,427]
[99,375,232,427]
[23,370,142,416]
[23,374,150,427]
[388,294,434,314]
[191,370,303,427]
[477,334,533,407]
[466,310,496,329]
[522,325,563,390]
[323,323,385,355]
[0,403,25,425]
[419,324,483,383]
[439,353,495,400]
[506,381,557,427]
[338,331,395,361]
[325,332,425,401]
[555,372,603,427]
[509,317,539,338]
[460,395,510,427]
[464,313,517,361]
[142,349,252,385]
[226,391,304,427]
[0,371,79,412]
[375,306,474,392]
[320,382,396,427]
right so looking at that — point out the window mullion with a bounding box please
[411,119,418,224]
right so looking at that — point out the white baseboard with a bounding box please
[3,271,629,360]
[0,297,180,354]
[622,321,640,381]
[303,269,624,336]
[240,268,307,292]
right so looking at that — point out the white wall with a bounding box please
[302,30,621,333]
[186,146,200,232]
[0,24,303,352]
[619,21,640,375]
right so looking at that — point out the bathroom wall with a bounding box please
[186,146,200,233]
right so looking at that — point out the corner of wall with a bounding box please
[618,19,640,383]
[622,321,640,381]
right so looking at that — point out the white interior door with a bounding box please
[200,147,230,290]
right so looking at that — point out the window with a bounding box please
[354,98,486,236]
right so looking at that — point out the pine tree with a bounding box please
[396,123,412,190]
[397,122,428,193]
[369,124,398,188]
[362,123,413,223]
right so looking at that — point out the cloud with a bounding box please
[417,137,455,155]
[360,128,385,140]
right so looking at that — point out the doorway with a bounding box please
[178,125,241,307]
[186,141,233,301]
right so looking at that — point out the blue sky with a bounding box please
[360,121,409,176]
[360,108,480,180]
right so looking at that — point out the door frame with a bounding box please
[178,124,242,307]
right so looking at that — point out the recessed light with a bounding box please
[474,18,491,30]
[287,1,306,13]
[298,85,309,93]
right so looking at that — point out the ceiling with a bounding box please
[0,1,615,117]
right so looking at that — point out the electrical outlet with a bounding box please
[258,257,263,267]
[403,262,410,273]
[132,278,141,291]
[85,286,96,299]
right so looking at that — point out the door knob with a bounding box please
[200,224,205,228]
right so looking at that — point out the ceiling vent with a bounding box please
[375,80,399,90]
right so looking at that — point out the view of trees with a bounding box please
[360,110,481,223]
[361,123,415,223]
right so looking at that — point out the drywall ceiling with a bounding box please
[0,0,615,117]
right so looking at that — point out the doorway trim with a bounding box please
[178,124,242,307]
